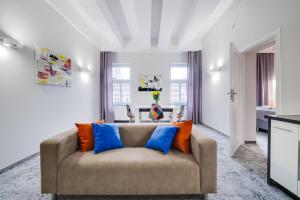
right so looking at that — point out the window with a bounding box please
[170,64,188,104]
[112,64,130,104]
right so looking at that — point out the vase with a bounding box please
[149,103,164,122]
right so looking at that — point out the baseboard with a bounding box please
[0,152,40,174]
[201,124,229,137]
[245,141,257,144]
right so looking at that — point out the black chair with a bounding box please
[176,105,185,122]
[126,105,135,123]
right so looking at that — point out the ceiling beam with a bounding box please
[94,0,127,47]
[119,0,139,47]
[120,0,152,49]
[68,0,123,49]
[158,0,182,49]
[151,0,162,47]
[135,0,152,49]
[178,0,234,48]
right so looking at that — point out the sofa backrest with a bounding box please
[118,124,165,147]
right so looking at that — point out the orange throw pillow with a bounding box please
[172,120,193,154]
[75,120,104,151]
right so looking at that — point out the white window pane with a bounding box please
[170,84,180,102]
[113,67,130,80]
[180,83,187,103]
[121,84,130,103]
[113,84,121,103]
[171,67,187,80]
[112,65,131,104]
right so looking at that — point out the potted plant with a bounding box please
[151,91,160,105]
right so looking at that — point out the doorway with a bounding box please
[245,42,277,156]
[229,29,281,156]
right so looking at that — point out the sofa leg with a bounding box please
[200,194,208,200]
[51,194,57,200]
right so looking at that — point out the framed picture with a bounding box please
[138,74,162,91]
[35,45,72,87]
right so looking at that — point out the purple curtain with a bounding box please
[256,53,275,106]
[100,52,114,122]
[187,51,202,124]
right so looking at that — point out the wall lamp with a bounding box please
[0,37,23,49]
[207,68,221,76]
[207,64,223,82]
[78,65,94,75]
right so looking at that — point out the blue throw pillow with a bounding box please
[92,123,124,154]
[145,126,179,154]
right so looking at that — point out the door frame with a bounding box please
[229,29,282,151]
[240,28,282,114]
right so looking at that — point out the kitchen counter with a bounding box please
[266,115,300,125]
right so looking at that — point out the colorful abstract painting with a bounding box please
[35,45,72,87]
[138,74,162,91]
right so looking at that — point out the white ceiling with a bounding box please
[45,0,234,51]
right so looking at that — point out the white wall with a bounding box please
[244,53,256,141]
[0,0,100,169]
[112,52,187,121]
[202,0,300,135]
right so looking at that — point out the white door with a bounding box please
[229,42,244,156]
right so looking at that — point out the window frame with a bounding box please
[112,63,131,105]
[169,63,188,106]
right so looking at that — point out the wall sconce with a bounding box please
[207,66,222,82]
[78,62,94,82]
[0,37,23,49]
[78,65,94,75]
[207,68,221,76]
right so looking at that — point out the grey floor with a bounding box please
[0,126,291,200]
[256,131,268,157]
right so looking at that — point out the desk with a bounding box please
[133,105,179,123]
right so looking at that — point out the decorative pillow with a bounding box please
[145,126,179,154]
[75,120,104,151]
[92,123,124,154]
[172,120,193,154]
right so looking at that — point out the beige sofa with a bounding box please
[40,124,217,199]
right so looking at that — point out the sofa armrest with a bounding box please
[40,128,78,194]
[191,126,217,193]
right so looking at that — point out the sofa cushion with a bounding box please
[118,124,158,147]
[145,126,179,154]
[57,147,200,195]
[172,120,193,154]
[92,123,123,154]
[75,120,104,151]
